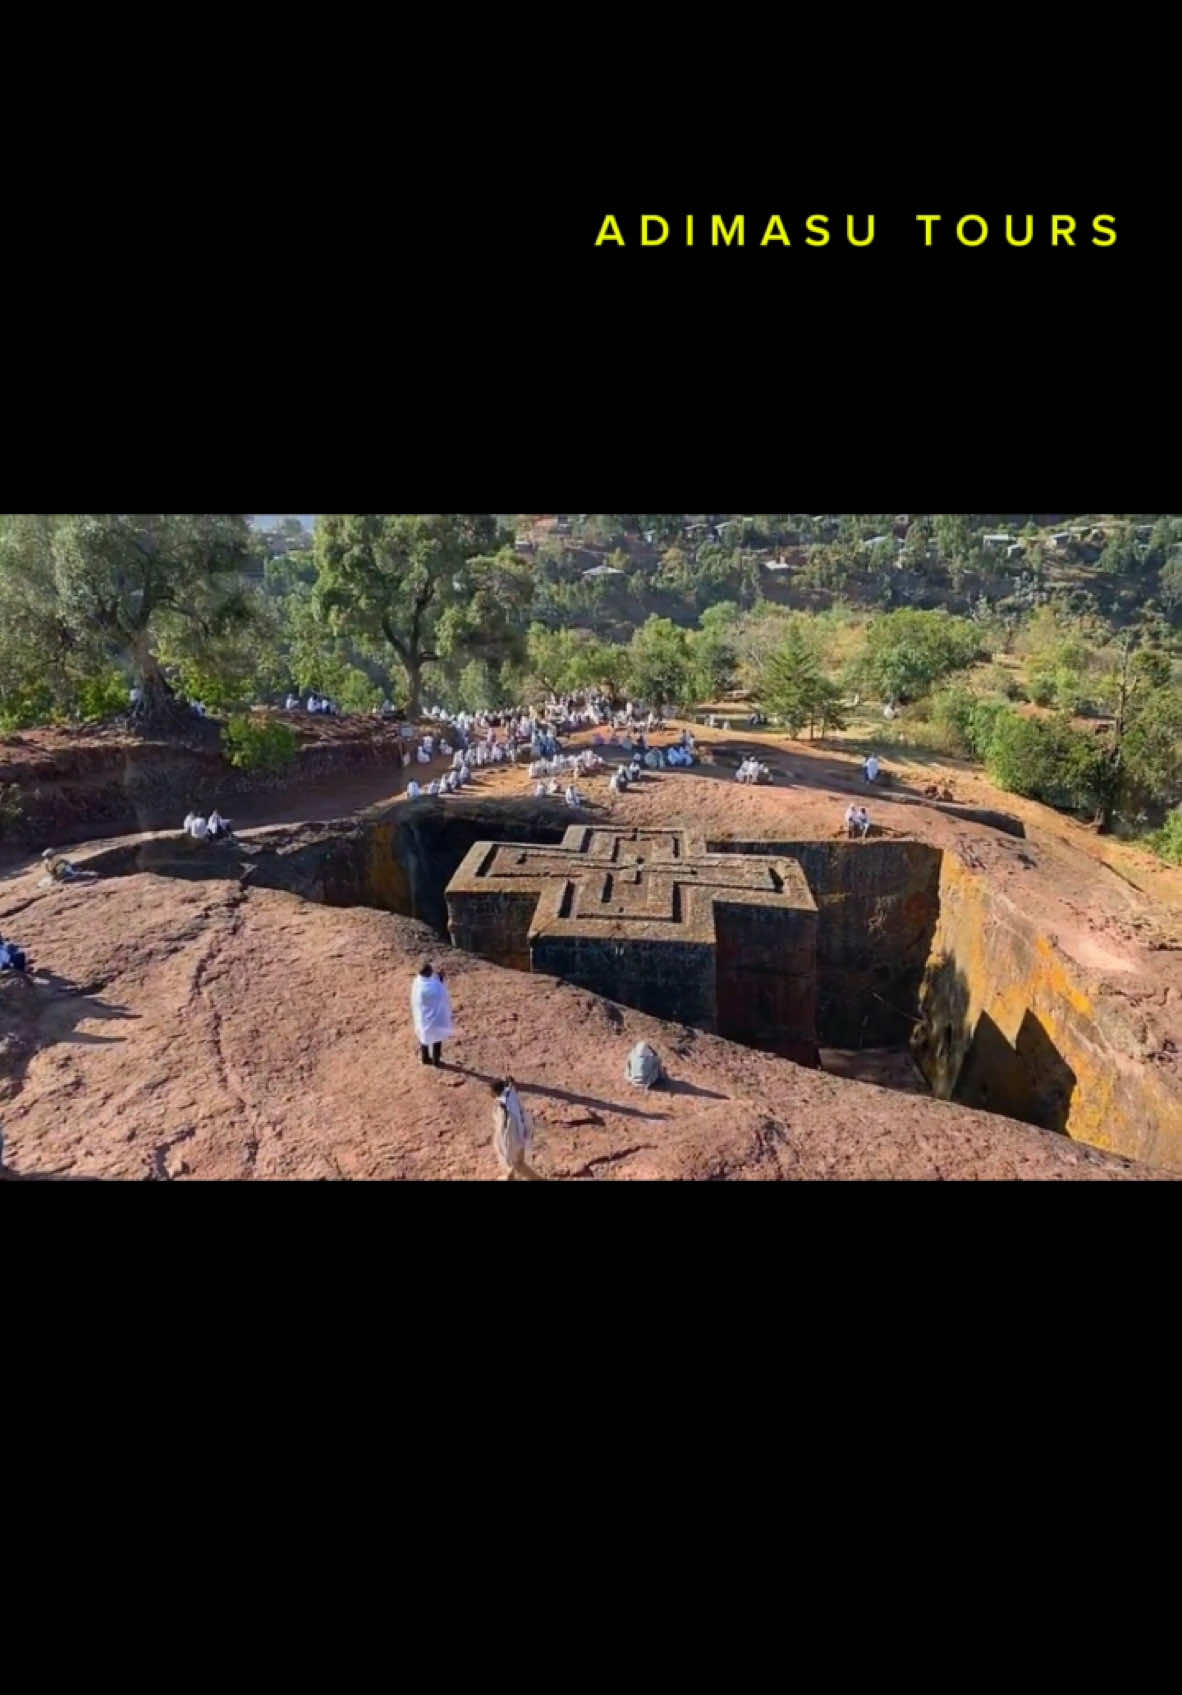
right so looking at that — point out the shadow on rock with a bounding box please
[451,1064,672,1121]
[1,972,138,1107]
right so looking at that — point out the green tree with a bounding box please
[1145,516,1182,568]
[1159,552,1182,615]
[433,547,534,677]
[860,608,981,702]
[688,602,740,701]
[759,621,847,739]
[524,624,587,694]
[0,513,253,732]
[1092,634,1182,829]
[314,514,501,717]
[984,711,1106,813]
[1097,524,1139,575]
[1150,807,1182,865]
[900,517,931,570]
[933,514,976,582]
[625,617,695,709]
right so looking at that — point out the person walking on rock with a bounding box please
[491,1076,539,1179]
[411,961,454,1067]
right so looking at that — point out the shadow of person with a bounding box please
[662,1078,729,1100]
[451,1065,671,1121]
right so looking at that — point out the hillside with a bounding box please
[250,515,315,531]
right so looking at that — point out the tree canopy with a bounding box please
[0,513,253,729]
[314,514,519,716]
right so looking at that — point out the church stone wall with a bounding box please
[446,826,819,1064]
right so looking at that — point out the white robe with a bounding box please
[493,1085,532,1168]
[411,974,454,1045]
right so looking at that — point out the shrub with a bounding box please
[979,662,1024,701]
[77,671,132,721]
[1026,668,1057,707]
[878,717,966,758]
[929,685,977,752]
[861,608,982,702]
[1150,807,1182,865]
[221,714,298,773]
[983,710,1104,813]
[336,669,383,714]
[966,698,1010,759]
[0,681,57,732]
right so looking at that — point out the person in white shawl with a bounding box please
[412,962,454,1066]
[491,1076,538,1179]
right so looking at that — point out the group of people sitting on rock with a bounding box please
[844,803,871,838]
[459,740,510,769]
[182,809,233,841]
[406,765,470,799]
[529,749,601,782]
[735,757,772,785]
[282,692,340,715]
[531,778,588,807]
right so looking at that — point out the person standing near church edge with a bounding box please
[411,962,454,1067]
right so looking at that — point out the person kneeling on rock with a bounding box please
[626,1042,664,1090]
[42,848,81,880]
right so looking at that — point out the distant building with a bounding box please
[982,533,1013,547]
[583,566,625,578]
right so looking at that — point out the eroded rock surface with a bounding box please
[0,865,1163,1181]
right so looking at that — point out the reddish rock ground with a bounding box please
[1,716,1177,1181]
[0,858,1163,1182]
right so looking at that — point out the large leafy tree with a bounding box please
[0,513,252,731]
[688,602,740,701]
[625,616,696,710]
[432,546,535,686]
[860,608,982,702]
[314,514,512,717]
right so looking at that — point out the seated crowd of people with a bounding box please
[284,693,340,715]
[735,757,772,784]
[400,697,705,805]
[844,803,871,838]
